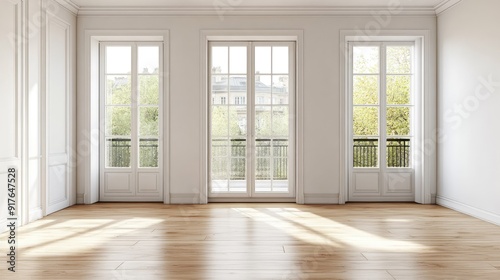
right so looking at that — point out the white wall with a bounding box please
[0,0,23,232]
[0,0,76,232]
[77,13,436,204]
[437,0,500,224]
[44,0,77,214]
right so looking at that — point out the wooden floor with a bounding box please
[2,203,500,279]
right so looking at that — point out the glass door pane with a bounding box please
[210,45,248,193]
[352,46,380,168]
[254,45,290,192]
[386,45,413,168]
[138,46,160,168]
[104,46,132,168]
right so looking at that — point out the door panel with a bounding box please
[100,43,163,202]
[46,14,70,214]
[349,42,415,202]
[209,42,295,199]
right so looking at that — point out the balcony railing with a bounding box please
[106,138,158,168]
[211,139,288,180]
[353,138,410,168]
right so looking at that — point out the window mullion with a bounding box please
[380,43,387,170]
[248,42,255,197]
[131,43,139,172]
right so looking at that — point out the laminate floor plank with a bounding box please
[1,202,500,279]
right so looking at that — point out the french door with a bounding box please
[99,42,163,201]
[348,42,417,201]
[209,42,295,199]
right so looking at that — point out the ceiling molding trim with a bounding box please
[435,0,463,15]
[54,0,80,15]
[76,6,437,17]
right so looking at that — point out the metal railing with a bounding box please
[106,138,158,168]
[211,139,288,180]
[353,138,410,168]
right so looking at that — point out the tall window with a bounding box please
[352,43,414,168]
[100,42,164,201]
[209,42,295,197]
[103,44,161,168]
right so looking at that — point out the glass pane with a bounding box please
[139,107,159,137]
[273,157,288,180]
[228,75,247,104]
[387,107,410,136]
[105,138,131,167]
[353,138,379,168]
[106,107,131,136]
[212,139,228,157]
[273,139,288,181]
[353,46,379,74]
[387,138,411,168]
[106,46,131,74]
[273,46,289,74]
[211,46,228,74]
[139,75,159,105]
[273,139,288,158]
[353,107,379,136]
[272,106,289,137]
[211,106,229,137]
[229,106,247,137]
[353,75,378,105]
[229,46,247,74]
[256,139,271,157]
[211,179,228,192]
[255,106,272,137]
[212,157,228,179]
[255,75,272,105]
[272,75,289,105]
[387,75,411,105]
[230,157,246,181]
[230,139,246,157]
[387,46,412,74]
[256,157,271,180]
[138,46,159,74]
[211,75,228,105]
[255,46,271,74]
[139,139,159,167]
[106,75,131,105]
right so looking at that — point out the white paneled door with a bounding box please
[46,12,72,214]
[348,42,417,202]
[209,42,295,199]
[100,43,163,201]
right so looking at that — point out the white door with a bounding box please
[348,42,417,201]
[100,43,163,201]
[209,42,295,200]
[46,12,72,214]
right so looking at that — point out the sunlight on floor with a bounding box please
[16,217,164,256]
[233,207,428,252]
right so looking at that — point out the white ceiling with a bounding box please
[69,0,448,9]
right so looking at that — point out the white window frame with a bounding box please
[349,41,415,170]
[340,31,436,204]
[200,30,304,203]
[80,30,170,204]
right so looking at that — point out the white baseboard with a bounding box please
[437,196,500,226]
[76,193,85,204]
[169,193,201,204]
[304,193,340,204]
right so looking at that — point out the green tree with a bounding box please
[211,106,241,137]
[353,46,412,167]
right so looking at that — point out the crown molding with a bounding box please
[76,6,437,16]
[54,0,80,15]
[435,0,463,15]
